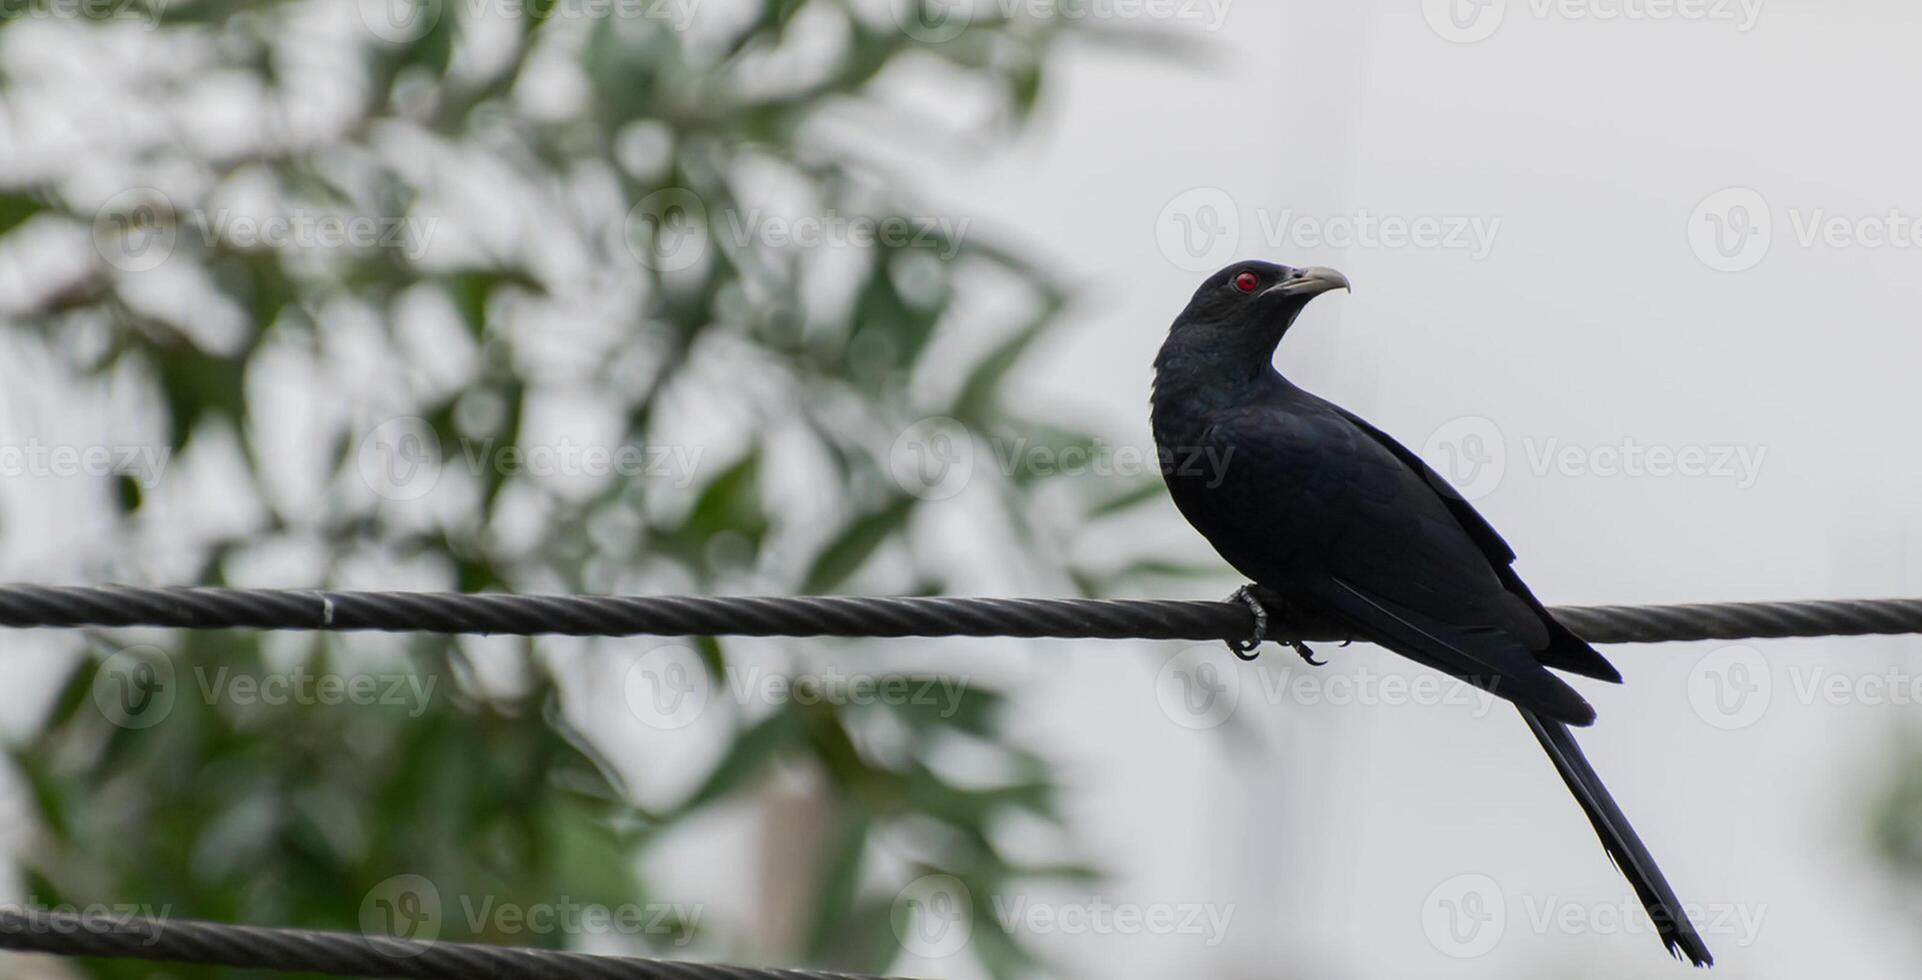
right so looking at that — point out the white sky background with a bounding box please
[2,1,1922,978]
[904,1,1922,978]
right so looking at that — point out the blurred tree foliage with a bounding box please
[1869,739,1922,924]
[0,1,1169,976]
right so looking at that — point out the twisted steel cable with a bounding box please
[0,583,1919,646]
[1,588,1916,980]
[0,908,881,980]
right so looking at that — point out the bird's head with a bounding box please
[1161,261,1350,373]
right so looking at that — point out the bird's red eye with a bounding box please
[1234,271,1260,293]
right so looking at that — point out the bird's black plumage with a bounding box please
[1151,260,1712,967]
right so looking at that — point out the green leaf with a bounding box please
[675,707,803,814]
[0,190,42,237]
[953,302,1064,422]
[801,494,916,594]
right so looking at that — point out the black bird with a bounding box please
[1150,260,1712,967]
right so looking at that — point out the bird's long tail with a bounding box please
[1519,707,1715,967]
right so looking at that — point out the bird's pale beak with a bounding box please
[1265,266,1351,299]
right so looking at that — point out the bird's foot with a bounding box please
[1289,641,1327,667]
[1225,585,1267,661]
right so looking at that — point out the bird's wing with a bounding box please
[1313,571,1598,726]
[1327,405,1621,683]
[1209,399,1599,725]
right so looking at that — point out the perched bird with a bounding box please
[1150,260,1712,967]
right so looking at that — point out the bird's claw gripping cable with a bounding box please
[1226,585,1266,660]
[1226,585,1329,666]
